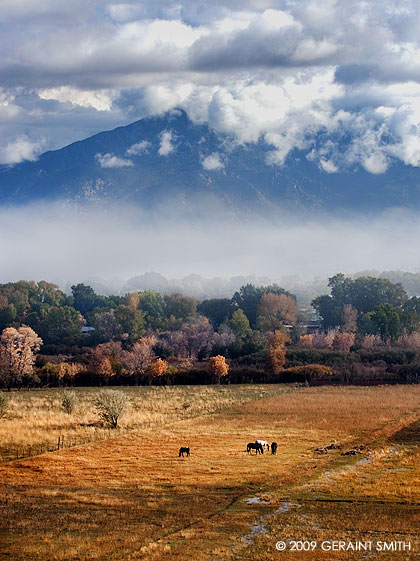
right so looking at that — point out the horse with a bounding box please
[247,442,264,454]
[256,439,270,451]
[179,447,190,457]
[271,442,278,455]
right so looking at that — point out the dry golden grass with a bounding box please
[0,385,292,458]
[0,384,420,561]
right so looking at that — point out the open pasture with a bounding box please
[1,384,420,560]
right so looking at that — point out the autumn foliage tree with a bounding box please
[149,358,168,379]
[208,355,229,384]
[265,330,289,375]
[0,326,42,388]
[257,293,297,332]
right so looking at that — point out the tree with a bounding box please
[71,284,104,316]
[198,298,235,329]
[149,358,168,380]
[360,304,402,339]
[94,389,129,429]
[229,309,251,339]
[164,293,198,321]
[0,326,43,388]
[265,330,289,375]
[311,295,342,330]
[208,355,229,384]
[35,306,83,345]
[166,318,214,359]
[137,290,165,328]
[297,334,313,348]
[332,332,355,352]
[342,305,358,332]
[122,336,157,384]
[257,293,297,332]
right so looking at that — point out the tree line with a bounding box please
[1,274,420,388]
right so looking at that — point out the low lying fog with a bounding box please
[0,202,419,287]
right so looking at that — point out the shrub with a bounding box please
[61,390,77,414]
[0,393,9,417]
[282,364,334,381]
[94,389,130,429]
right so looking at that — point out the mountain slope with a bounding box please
[1,109,420,218]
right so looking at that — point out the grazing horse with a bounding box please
[247,442,264,454]
[256,439,270,451]
[271,442,278,455]
[179,447,190,457]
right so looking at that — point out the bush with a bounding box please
[0,393,9,417]
[94,389,130,428]
[282,364,334,382]
[61,390,77,414]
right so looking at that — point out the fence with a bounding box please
[0,428,114,463]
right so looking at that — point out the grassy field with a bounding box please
[1,384,420,560]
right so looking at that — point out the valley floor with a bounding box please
[1,385,420,560]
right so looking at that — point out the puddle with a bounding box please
[246,496,270,505]
[356,456,371,466]
[241,501,299,545]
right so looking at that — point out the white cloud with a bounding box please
[158,130,176,156]
[38,87,113,111]
[0,135,44,165]
[95,153,133,168]
[2,1,420,174]
[201,152,224,170]
[126,140,151,156]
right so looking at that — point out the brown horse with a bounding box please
[271,442,278,455]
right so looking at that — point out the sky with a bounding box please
[1,0,420,173]
[2,1,420,284]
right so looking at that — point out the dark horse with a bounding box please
[271,442,278,455]
[247,442,264,454]
[179,447,190,457]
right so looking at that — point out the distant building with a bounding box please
[81,326,95,334]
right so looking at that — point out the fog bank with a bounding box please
[0,203,419,287]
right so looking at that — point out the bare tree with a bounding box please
[166,318,214,359]
[342,305,358,332]
[122,335,156,384]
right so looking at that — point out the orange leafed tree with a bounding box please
[257,293,297,332]
[266,330,289,375]
[149,358,168,378]
[208,355,229,384]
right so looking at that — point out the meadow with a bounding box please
[1,384,420,560]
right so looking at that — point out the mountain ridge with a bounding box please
[1,109,420,218]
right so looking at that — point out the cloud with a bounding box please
[126,140,151,156]
[0,135,44,165]
[95,153,133,168]
[1,1,420,173]
[201,152,224,170]
[158,130,176,156]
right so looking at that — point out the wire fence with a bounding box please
[0,429,114,463]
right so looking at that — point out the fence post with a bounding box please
[57,436,61,450]
[61,436,64,449]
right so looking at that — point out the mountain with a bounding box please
[1,109,420,218]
